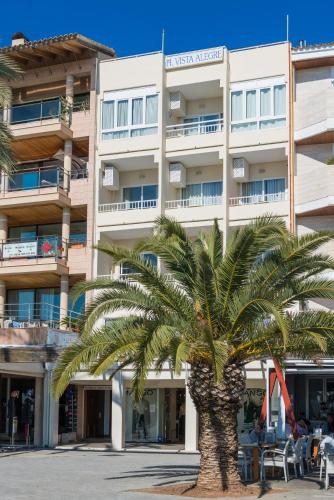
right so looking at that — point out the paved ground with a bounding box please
[0,449,333,500]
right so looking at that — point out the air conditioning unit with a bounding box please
[169,91,186,117]
[232,158,249,182]
[102,165,119,191]
[169,162,186,188]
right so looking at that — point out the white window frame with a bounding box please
[181,180,223,198]
[101,86,159,140]
[240,177,287,199]
[230,77,287,133]
[122,184,159,203]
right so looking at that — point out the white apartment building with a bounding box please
[73,41,292,450]
[276,42,334,433]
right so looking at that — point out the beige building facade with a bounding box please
[90,41,290,450]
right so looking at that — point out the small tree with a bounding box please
[0,54,21,175]
[53,216,334,492]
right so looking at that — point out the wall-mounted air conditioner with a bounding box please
[169,91,186,117]
[232,158,249,182]
[169,162,186,188]
[102,165,119,190]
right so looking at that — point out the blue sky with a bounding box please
[1,0,334,56]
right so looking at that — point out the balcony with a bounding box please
[0,236,68,278]
[97,199,159,227]
[295,88,334,143]
[165,195,223,222]
[166,117,224,153]
[1,303,80,332]
[229,192,289,222]
[0,164,69,209]
[9,97,72,141]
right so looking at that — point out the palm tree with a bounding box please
[53,216,334,492]
[0,54,20,175]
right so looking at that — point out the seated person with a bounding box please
[249,422,265,444]
[296,416,309,436]
[285,419,308,438]
[323,413,334,434]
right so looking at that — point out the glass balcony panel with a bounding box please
[11,98,61,125]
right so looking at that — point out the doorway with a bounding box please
[84,390,110,439]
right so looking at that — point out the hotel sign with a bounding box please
[165,47,224,69]
[3,241,37,259]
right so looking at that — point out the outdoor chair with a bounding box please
[238,448,252,481]
[260,439,291,482]
[238,432,253,481]
[325,454,334,489]
[290,437,305,478]
[303,434,314,472]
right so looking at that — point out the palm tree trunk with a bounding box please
[188,362,246,492]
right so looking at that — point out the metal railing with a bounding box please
[0,235,68,261]
[98,199,158,213]
[70,164,88,180]
[166,117,224,138]
[6,165,67,192]
[166,195,223,209]
[2,302,81,330]
[229,192,287,206]
[10,97,69,126]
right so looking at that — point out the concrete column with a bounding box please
[34,377,43,446]
[0,280,6,327]
[0,174,8,195]
[0,214,8,241]
[76,385,84,440]
[60,275,69,324]
[65,74,74,127]
[185,385,198,452]
[62,207,70,253]
[42,364,59,447]
[169,390,177,442]
[63,139,72,192]
[111,370,125,450]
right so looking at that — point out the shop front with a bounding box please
[125,387,185,445]
[0,374,36,445]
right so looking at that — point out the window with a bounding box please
[182,181,223,206]
[101,90,158,140]
[241,178,286,203]
[231,82,286,132]
[121,252,158,276]
[123,184,158,209]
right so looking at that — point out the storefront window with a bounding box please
[59,385,78,435]
[125,388,160,442]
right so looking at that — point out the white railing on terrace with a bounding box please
[98,199,158,213]
[229,192,287,206]
[166,118,224,138]
[166,195,223,209]
[2,302,81,330]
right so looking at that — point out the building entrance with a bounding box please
[84,389,111,439]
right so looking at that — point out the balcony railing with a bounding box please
[229,192,287,206]
[2,302,81,330]
[0,236,68,261]
[6,165,67,193]
[166,195,223,209]
[10,97,71,126]
[166,118,224,138]
[98,199,158,213]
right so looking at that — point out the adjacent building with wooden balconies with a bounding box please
[0,32,115,447]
